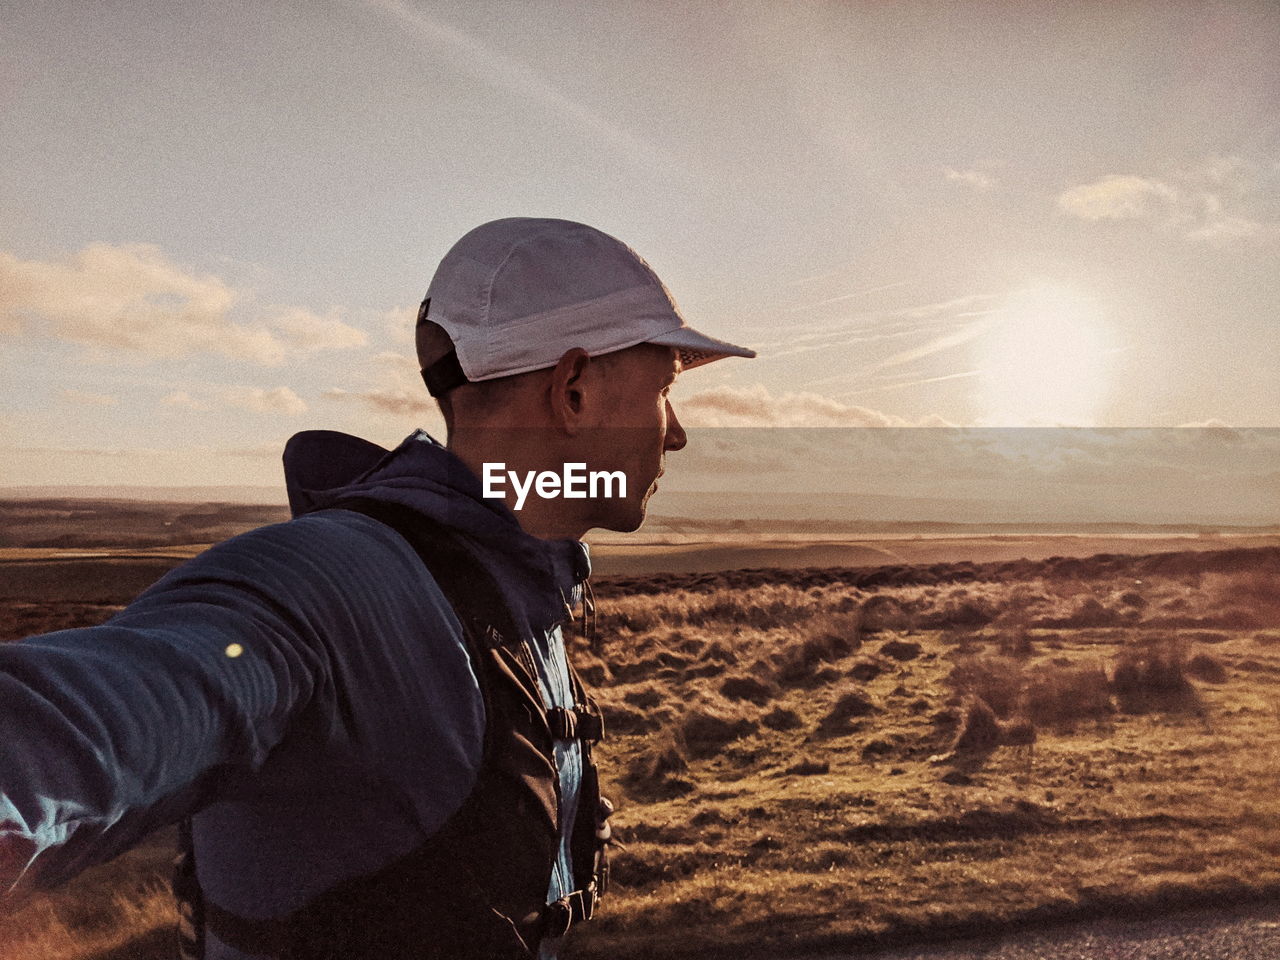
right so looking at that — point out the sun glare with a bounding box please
[978,283,1110,426]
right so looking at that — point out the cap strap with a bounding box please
[417,296,470,397]
[421,349,469,398]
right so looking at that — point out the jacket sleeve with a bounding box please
[0,510,484,898]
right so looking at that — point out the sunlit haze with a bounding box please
[978,283,1112,426]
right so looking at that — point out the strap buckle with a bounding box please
[541,884,598,939]
[547,705,604,743]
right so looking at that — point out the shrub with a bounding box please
[947,656,1024,718]
[630,730,688,780]
[575,659,612,685]
[760,706,803,731]
[624,684,665,708]
[784,759,830,776]
[849,659,885,682]
[950,698,1001,756]
[1060,596,1124,629]
[1208,569,1280,626]
[818,691,877,734]
[996,628,1035,658]
[1186,652,1227,684]
[680,705,757,757]
[1112,638,1195,713]
[861,738,894,759]
[812,665,842,685]
[1117,590,1148,608]
[1000,718,1037,747]
[774,629,858,687]
[1211,606,1263,630]
[918,595,1000,630]
[879,639,922,661]
[602,701,660,735]
[861,595,912,632]
[1023,663,1112,728]
[719,674,776,705]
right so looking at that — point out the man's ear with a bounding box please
[548,347,591,435]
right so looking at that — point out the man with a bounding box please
[0,218,754,959]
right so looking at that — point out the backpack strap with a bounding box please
[173,818,204,960]
[332,497,553,806]
[334,497,525,648]
[337,497,611,940]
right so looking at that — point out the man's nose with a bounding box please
[664,399,687,452]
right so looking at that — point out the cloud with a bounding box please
[943,167,997,191]
[783,278,926,313]
[1056,175,1178,221]
[60,389,118,406]
[756,292,1003,361]
[265,307,368,351]
[0,243,371,364]
[361,0,681,173]
[222,386,307,416]
[0,302,20,335]
[162,385,307,416]
[872,317,994,371]
[0,243,269,359]
[1177,418,1233,429]
[1056,158,1279,244]
[12,445,155,458]
[223,443,285,459]
[835,368,984,400]
[162,390,208,411]
[322,349,437,418]
[677,382,940,427]
[323,386,432,416]
[1184,216,1280,246]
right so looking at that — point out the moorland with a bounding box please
[1,499,1278,958]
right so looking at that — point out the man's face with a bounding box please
[584,344,686,532]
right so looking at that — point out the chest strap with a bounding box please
[547,705,604,743]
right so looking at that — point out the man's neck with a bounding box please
[448,433,589,542]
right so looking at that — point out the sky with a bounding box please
[1,0,1278,494]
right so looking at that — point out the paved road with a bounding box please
[809,903,1280,960]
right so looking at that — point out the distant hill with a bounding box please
[2,495,1276,553]
[1,484,1275,528]
[0,485,285,504]
[0,499,290,549]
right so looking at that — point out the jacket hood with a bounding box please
[282,429,590,632]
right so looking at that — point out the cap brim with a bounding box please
[646,326,756,370]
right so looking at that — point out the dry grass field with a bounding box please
[569,546,1280,957]
[2,540,1279,959]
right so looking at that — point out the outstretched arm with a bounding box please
[0,510,442,899]
[0,519,342,898]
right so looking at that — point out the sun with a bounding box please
[977,282,1111,426]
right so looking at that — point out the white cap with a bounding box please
[418,218,754,391]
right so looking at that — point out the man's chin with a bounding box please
[599,501,648,534]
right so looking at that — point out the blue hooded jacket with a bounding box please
[0,429,591,959]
